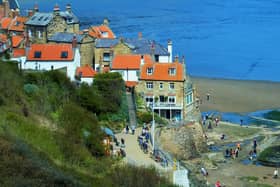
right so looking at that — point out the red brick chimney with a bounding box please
[34,4,39,12]
[72,35,77,48]
[28,9,34,17]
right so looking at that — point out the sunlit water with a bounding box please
[20,0,280,82]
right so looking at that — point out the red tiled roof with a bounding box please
[111,54,153,70]
[0,33,7,42]
[0,17,12,29]
[140,62,184,81]
[12,35,23,47]
[76,65,96,78]
[27,44,74,61]
[13,48,25,57]
[88,25,115,39]
[125,81,138,87]
[9,16,28,32]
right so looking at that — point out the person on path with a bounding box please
[235,148,239,158]
[201,167,208,177]
[215,117,219,126]
[215,180,221,187]
[253,139,257,149]
[131,124,135,135]
[240,119,243,126]
[126,125,129,134]
[274,168,278,178]
[237,142,241,150]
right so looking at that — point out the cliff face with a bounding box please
[159,122,207,160]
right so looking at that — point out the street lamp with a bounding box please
[152,95,155,153]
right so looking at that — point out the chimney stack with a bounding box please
[150,41,155,61]
[83,29,89,35]
[103,18,109,26]
[3,0,9,17]
[34,4,39,12]
[138,32,142,40]
[28,9,34,17]
[140,55,144,65]
[66,4,71,13]
[15,8,20,17]
[174,54,179,62]
[53,4,60,16]
[72,35,77,49]
[10,9,15,18]
[168,39,172,63]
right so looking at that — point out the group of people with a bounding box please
[248,139,258,160]
[125,124,136,135]
[202,114,220,130]
[138,124,150,153]
[224,142,241,159]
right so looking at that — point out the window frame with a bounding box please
[169,82,175,90]
[146,82,153,89]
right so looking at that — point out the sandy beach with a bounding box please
[192,77,280,113]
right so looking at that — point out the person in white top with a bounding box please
[274,168,278,178]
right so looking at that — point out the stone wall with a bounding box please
[80,35,94,66]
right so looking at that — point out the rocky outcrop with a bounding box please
[159,122,207,160]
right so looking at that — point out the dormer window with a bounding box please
[169,68,176,76]
[34,51,41,58]
[61,51,68,58]
[147,67,153,75]
[101,31,108,38]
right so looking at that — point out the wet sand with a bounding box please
[192,77,280,113]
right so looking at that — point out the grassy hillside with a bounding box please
[0,61,176,187]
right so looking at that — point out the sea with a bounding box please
[19,0,280,82]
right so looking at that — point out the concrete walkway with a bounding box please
[126,92,137,129]
[115,128,172,171]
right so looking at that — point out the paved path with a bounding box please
[126,92,137,129]
[115,128,172,171]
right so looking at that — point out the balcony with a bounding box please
[148,102,183,110]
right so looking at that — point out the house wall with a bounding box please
[26,25,48,44]
[81,77,93,85]
[80,35,94,66]
[47,15,67,39]
[94,42,131,71]
[66,23,79,33]
[159,55,169,63]
[112,69,139,82]
[22,49,80,81]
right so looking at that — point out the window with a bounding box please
[61,51,68,58]
[145,96,154,103]
[159,95,165,103]
[101,31,108,38]
[155,55,159,62]
[34,51,41,58]
[168,96,176,104]
[103,52,110,62]
[159,82,163,89]
[146,67,153,75]
[146,82,153,89]
[28,29,32,37]
[37,30,42,38]
[186,92,193,105]
[169,82,175,90]
[169,68,176,76]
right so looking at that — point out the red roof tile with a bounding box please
[12,35,23,47]
[140,62,184,81]
[125,81,138,87]
[0,17,12,29]
[111,54,153,70]
[88,25,115,39]
[27,44,74,61]
[13,48,25,57]
[0,33,7,42]
[9,16,28,32]
[76,65,96,78]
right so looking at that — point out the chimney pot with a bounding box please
[66,4,71,12]
[34,4,39,12]
[72,35,77,48]
[103,18,109,26]
[138,32,142,40]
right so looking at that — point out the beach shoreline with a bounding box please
[191,76,280,113]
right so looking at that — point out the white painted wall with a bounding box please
[81,77,93,85]
[22,49,80,81]
[159,55,169,63]
[112,69,139,82]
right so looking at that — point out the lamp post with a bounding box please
[152,95,155,153]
